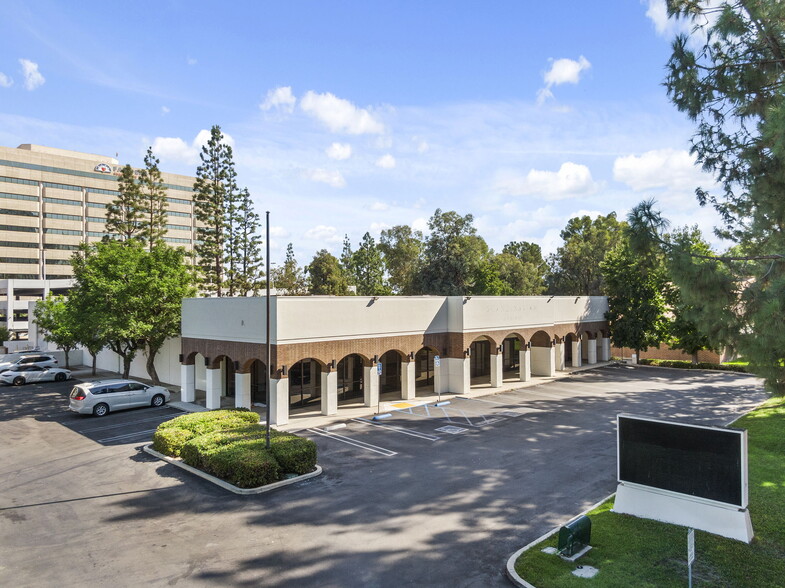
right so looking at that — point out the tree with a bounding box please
[307,250,350,295]
[546,213,626,295]
[193,125,238,296]
[502,241,547,294]
[68,292,108,375]
[601,242,669,359]
[71,240,196,382]
[271,243,307,295]
[339,234,355,289]
[232,188,264,296]
[0,323,10,344]
[632,1,785,391]
[414,209,488,295]
[106,164,143,242]
[137,146,168,251]
[33,296,78,368]
[379,225,423,295]
[351,232,389,296]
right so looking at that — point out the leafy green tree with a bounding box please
[307,249,350,295]
[630,1,785,391]
[502,241,547,294]
[414,209,488,295]
[546,213,626,295]
[351,232,389,296]
[0,323,10,344]
[71,240,196,382]
[472,256,511,295]
[193,125,238,296]
[33,295,78,368]
[601,242,669,359]
[137,146,168,251]
[106,164,143,241]
[379,225,423,295]
[271,243,307,295]
[68,292,108,375]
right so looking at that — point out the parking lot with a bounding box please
[0,365,768,587]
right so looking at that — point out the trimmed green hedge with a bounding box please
[151,409,260,457]
[152,411,317,488]
[638,358,749,373]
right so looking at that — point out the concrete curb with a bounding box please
[142,444,323,495]
[505,493,616,587]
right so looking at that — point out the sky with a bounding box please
[0,0,725,265]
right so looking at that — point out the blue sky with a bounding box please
[0,0,723,264]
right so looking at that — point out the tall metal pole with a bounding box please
[265,211,271,449]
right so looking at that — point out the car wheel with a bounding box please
[93,403,109,417]
[151,394,165,407]
[12,376,25,386]
[54,372,66,382]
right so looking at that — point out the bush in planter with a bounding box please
[152,409,260,457]
[200,440,281,488]
[269,435,318,475]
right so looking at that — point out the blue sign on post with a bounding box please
[377,362,382,375]
[434,355,440,367]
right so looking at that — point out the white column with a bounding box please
[531,346,556,377]
[434,359,444,395]
[364,364,380,409]
[600,337,611,361]
[571,340,582,368]
[555,341,566,371]
[180,363,195,402]
[235,372,251,409]
[321,369,338,415]
[269,377,289,425]
[490,352,503,388]
[519,348,531,382]
[205,367,222,410]
[587,339,598,364]
[401,360,416,400]
[5,280,14,332]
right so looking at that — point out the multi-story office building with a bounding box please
[0,143,198,338]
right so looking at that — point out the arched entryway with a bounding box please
[415,347,437,396]
[214,355,235,398]
[502,335,523,381]
[249,359,267,406]
[379,350,403,401]
[289,358,322,411]
[530,330,556,377]
[564,333,579,367]
[337,354,364,406]
[470,337,493,387]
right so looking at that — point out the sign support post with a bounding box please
[687,528,695,588]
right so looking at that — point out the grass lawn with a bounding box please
[514,396,785,587]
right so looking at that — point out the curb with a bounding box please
[142,444,323,494]
[505,493,616,587]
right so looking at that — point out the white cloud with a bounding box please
[0,72,12,88]
[161,106,170,115]
[305,224,342,243]
[645,0,720,41]
[270,226,290,238]
[325,142,352,160]
[613,148,706,191]
[304,168,346,188]
[260,86,296,113]
[370,222,391,234]
[495,162,600,200]
[537,56,590,104]
[19,59,45,91]
[411,217,428,233]
[375,154,396,169]
[151,129,234,165]
[300,90,384,134]
[370,202,389,211]
[187,57,198,66]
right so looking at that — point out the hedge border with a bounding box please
[143,444,322,494]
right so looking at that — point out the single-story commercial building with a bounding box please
[180,295,609,425]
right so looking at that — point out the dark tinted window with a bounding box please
[127,383,147,391]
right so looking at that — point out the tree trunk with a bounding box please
[63,347,71,369]
[91,352,97,375]
[122,355,132,379]
[146,349,160,386]
[692,351,699,365]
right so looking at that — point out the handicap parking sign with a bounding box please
[377,362,382,375]
[434,355,440,367]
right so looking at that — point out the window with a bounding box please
[0,225,38,233]
[0,191,37,202]
[45,228,82,236]
[0,208,38,217]
[43,197,81,206]
[0,176,37,186]
[86,216,106,223]
[45,259,71,265]
[44,212,82,221]
[44,243,79,251]
[5,257,38,264]
[0,241,38,248]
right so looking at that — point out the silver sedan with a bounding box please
[0,365,72,386]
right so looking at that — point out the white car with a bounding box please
[0,365,72,386]
[0,354,58,374]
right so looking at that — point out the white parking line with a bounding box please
[73,413,173,434]
[307,428,397,456]
[352,418,441,441]
[96,428,158,443]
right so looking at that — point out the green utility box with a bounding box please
[557,515,592,557]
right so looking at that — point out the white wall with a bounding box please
[461,296,608,333]
[94,337,182,388]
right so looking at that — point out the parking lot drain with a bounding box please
[435,425,468,434]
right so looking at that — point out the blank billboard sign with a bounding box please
[617,414,746,507]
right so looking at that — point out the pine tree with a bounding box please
[106,164,143,242]
[193,125,238,296]
[351,232,388,295]
[234,188,264,296]
[137,147,168,252]
[272,243,307,295]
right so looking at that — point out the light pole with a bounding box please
[265,211,271,450]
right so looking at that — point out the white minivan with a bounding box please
[69,379,170,416]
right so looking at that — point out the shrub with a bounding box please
[153,410,260,456]
[151,427,196,457]
[269,435,318,475]
[638,358,749,373]
[200,440,281,488]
